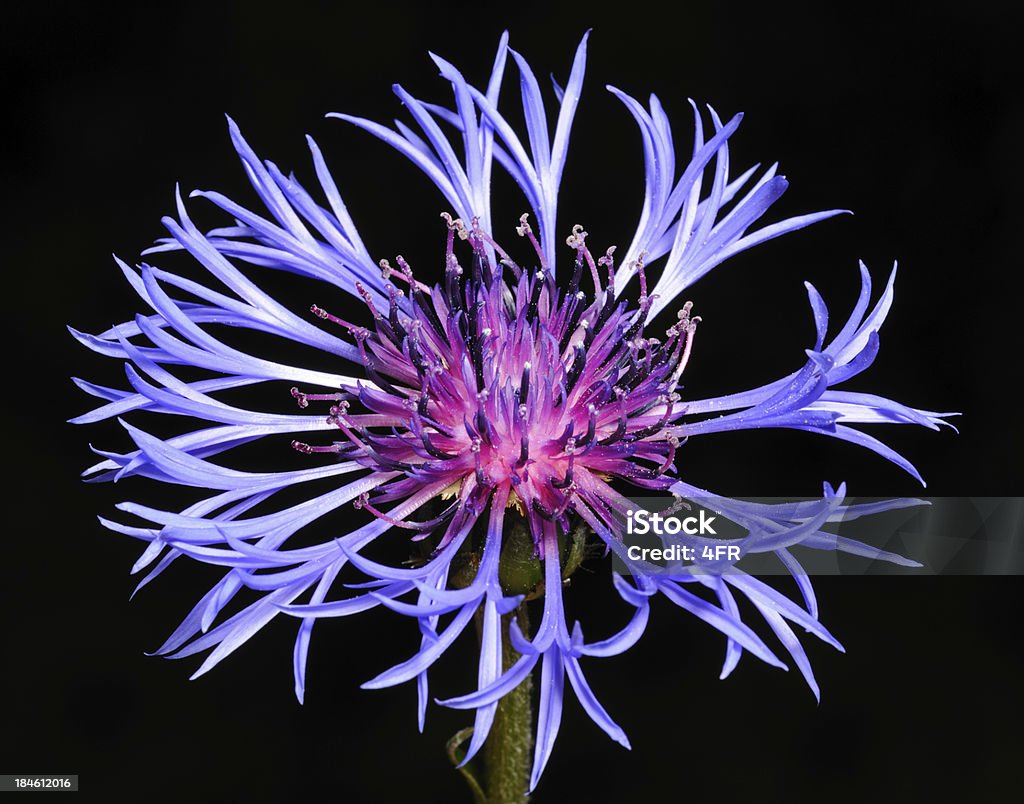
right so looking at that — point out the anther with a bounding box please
[516,213,548,271]
[517,434,530,468]
[596,245,617,270]
[395,255,414,282]
[630,395,677,440]
[633,251,650,306]
[580,404,597,446]
[566,225,601,291]
[470,219,521,279]
[475,408,493,447]
[355,282,382,320]
[472,438,490,486]
[290,387,344,409]
[387,286,407,341]
[291,440,341,455]
[528,272,544,320]
[658,435,680,474]
[565,224,588,249]
[598,390,629,446]
[669,311,700,387]
[310,304,358,331]
[552,447,576,488]
[565,343,587,390]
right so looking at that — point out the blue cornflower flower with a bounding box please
[71,31,952,790]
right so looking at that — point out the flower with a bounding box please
[71,31,952,790]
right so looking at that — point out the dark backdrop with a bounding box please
[4,1,1021,802]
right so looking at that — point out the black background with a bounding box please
[4,1,1022,802]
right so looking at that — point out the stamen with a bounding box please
[667,302,695,338]
[441,213,469,241]
[668,312,700,388]
[394,255,429,294]
[565,343,587,390]
[417,422,454,460]
[567,224,601,292]
[592,286,620,336]
[598,388,629,445]
[475,406,494,447]
[290,387,344,409]
[579,404,597,446]
[323,404,372,459]
[517,433,530,468]
[558,291,587,353]
[597,245,617,290]
[629,395,678,440]
[471,438,490,487]
[310,304,359,331]
[387,285,407,343]
[633,251,649,306]
[553,441,578,489]
[554,420,575,449]
[329,400,350,420]
[527,271,545,321]
[658,435,680,474]
[568,249,585,299]
[621,282,654,342]
[472,217,521,279]
[519,362,531,404]
[531,498,556,520]
[551,484,577,518]
[291,440,341,455]
[597,246,617,271]
[359,345,403,397]
[355,282,382,320]
[516,213,548,272]
[442,212,465,283]
[356,492,453,533]
[533,489,575,521]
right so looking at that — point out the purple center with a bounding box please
[291,213,699,554]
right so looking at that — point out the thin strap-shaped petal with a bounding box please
[564,654,630,749]
[529,647,566,791]
[656,580,786,669]
[757,604,821,701]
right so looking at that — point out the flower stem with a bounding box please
[484,605,533,804]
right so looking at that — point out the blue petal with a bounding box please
[529,648,566,791]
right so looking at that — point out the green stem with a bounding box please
[484,605,533,804]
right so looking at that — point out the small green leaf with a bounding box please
[447,727,487,804]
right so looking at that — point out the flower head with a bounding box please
[72,31,952,789]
